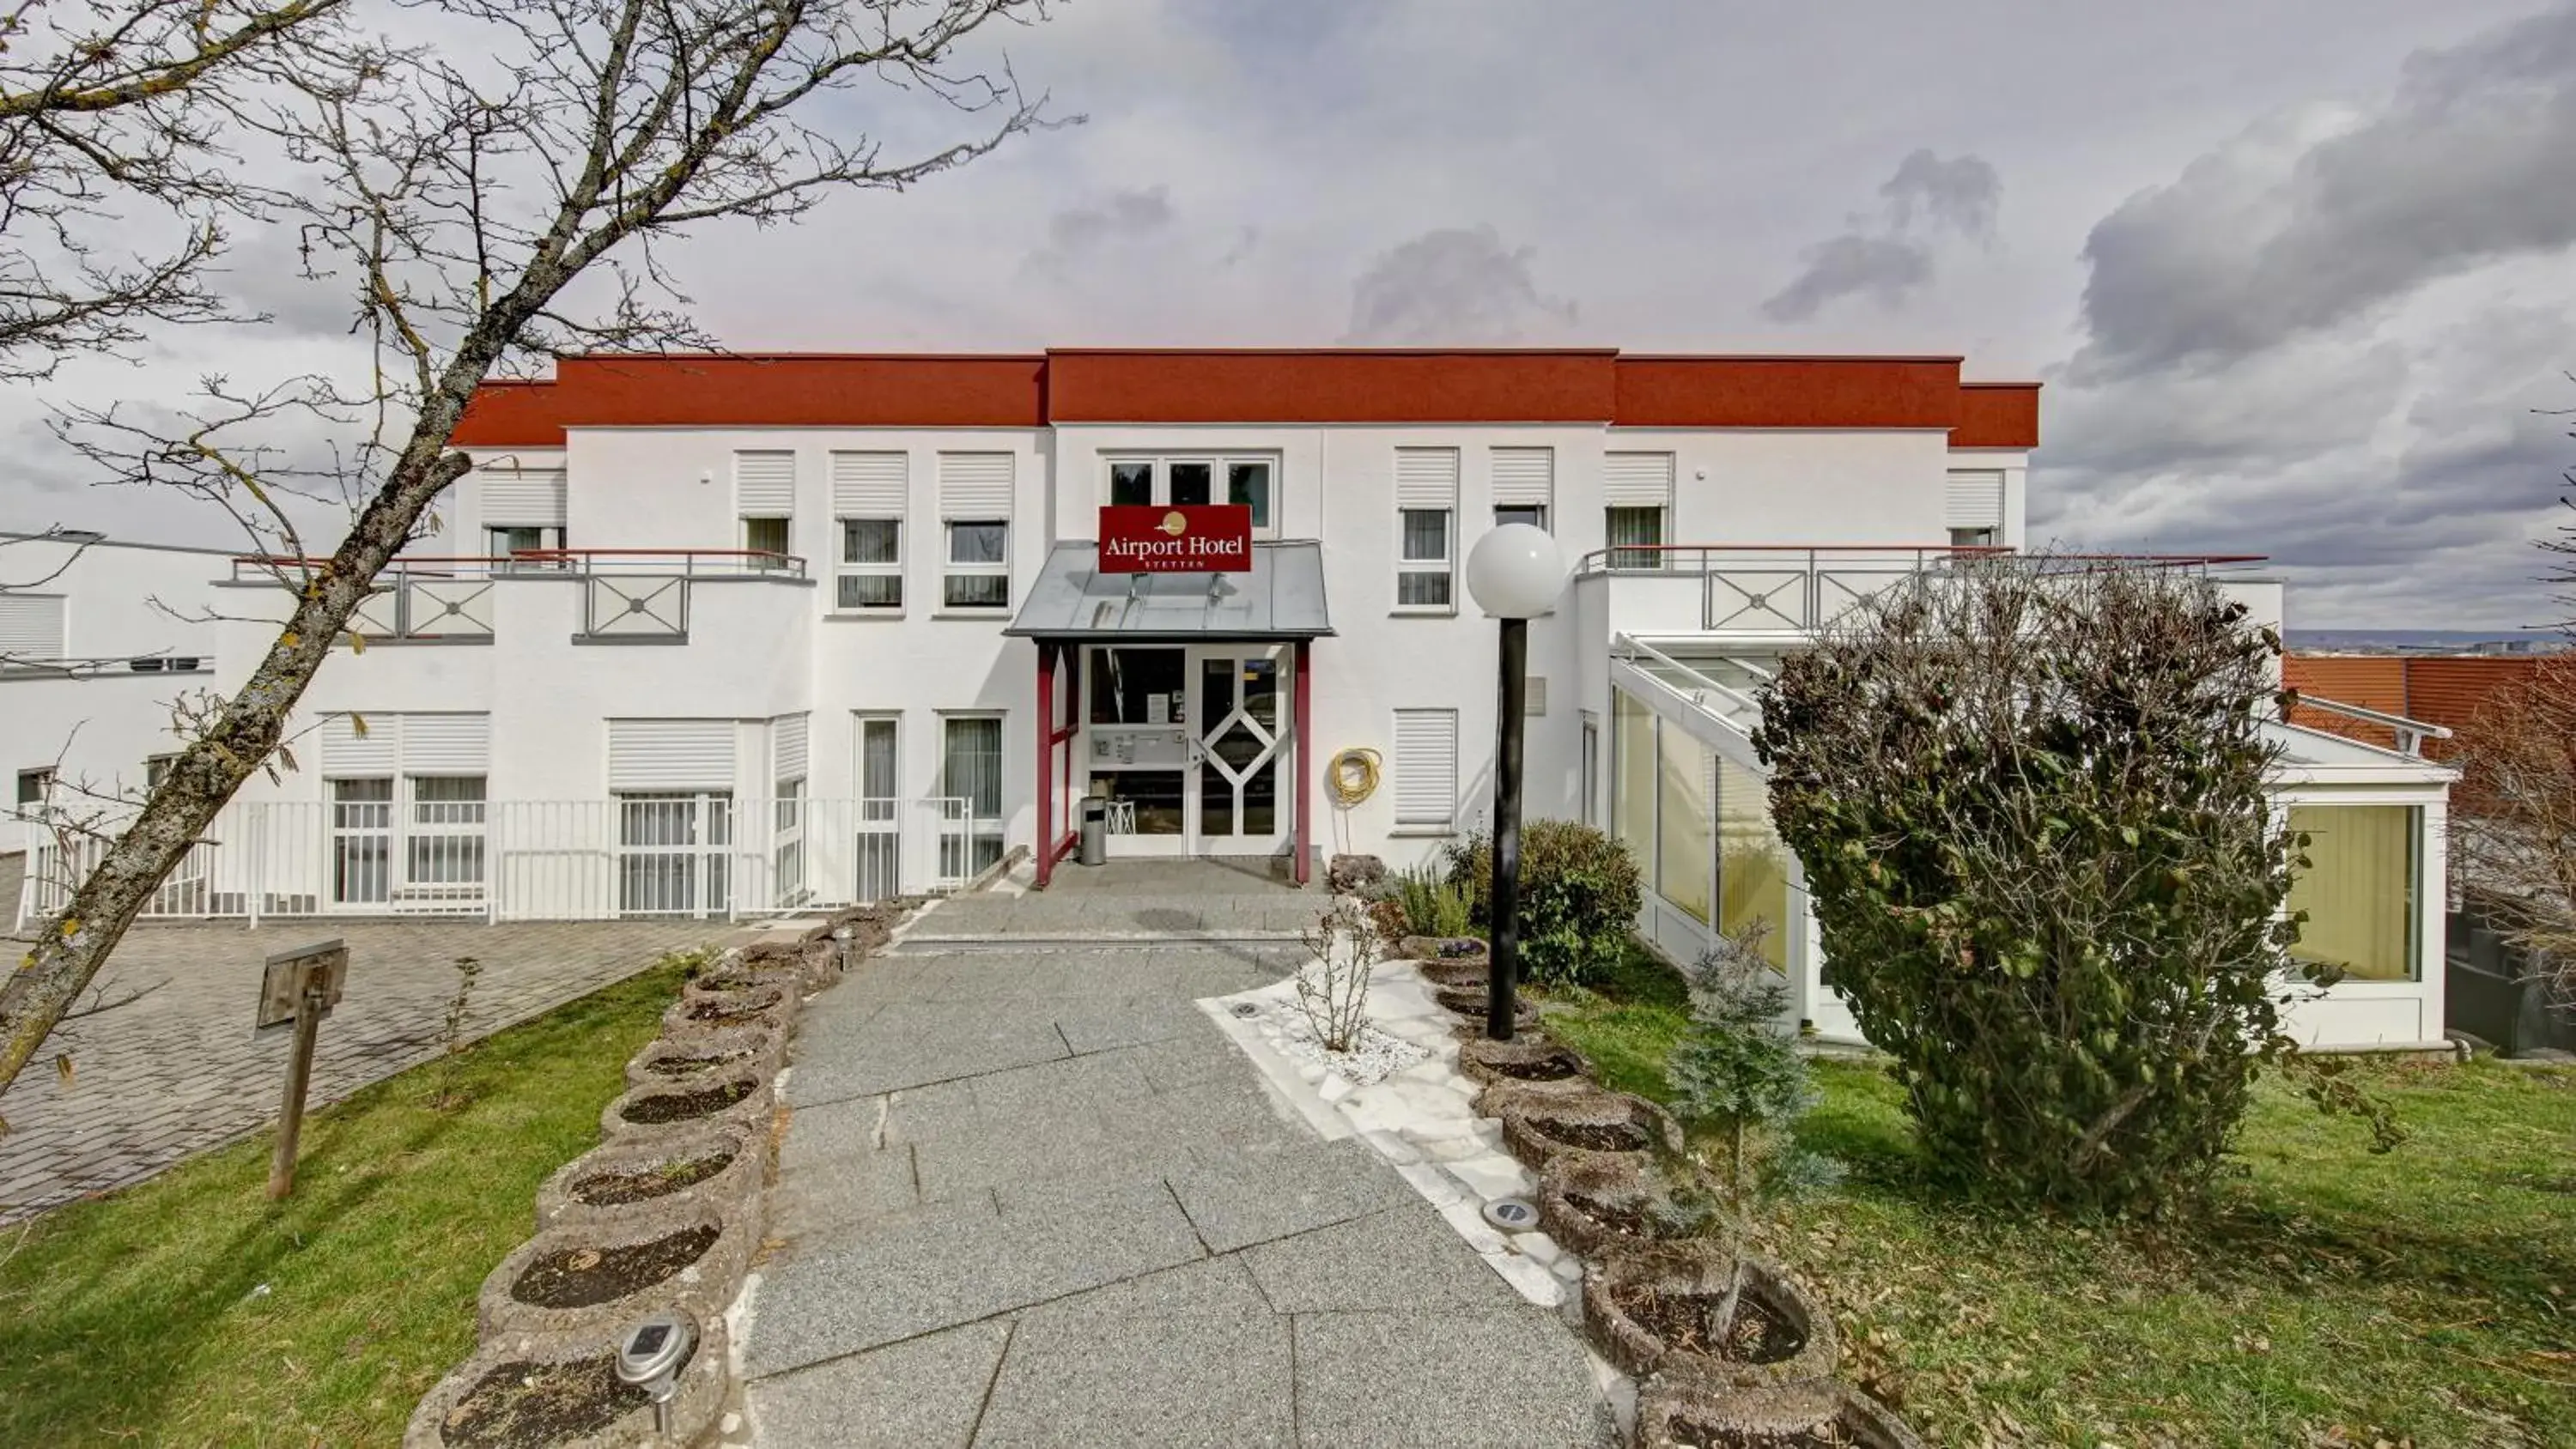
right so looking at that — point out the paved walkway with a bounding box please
[738,864,1613,1448]
[0,918,724,1221]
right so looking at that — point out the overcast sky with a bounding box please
[8,0,2573,630]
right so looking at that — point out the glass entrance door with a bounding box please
[1087,646,1192,857]
[1191,646,1287,853]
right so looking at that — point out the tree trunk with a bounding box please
[0,442,472,1121]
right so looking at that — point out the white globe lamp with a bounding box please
[1464,524,1564,620]
[1461,522,1563,1042]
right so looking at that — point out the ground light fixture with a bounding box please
[1462,522,1566,1042]
[614,1309,697,1436]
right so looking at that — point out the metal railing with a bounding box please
[14,796,977,929]
[1576,544,2269,635]
[229,549,808,583]
[2283,694,2452,758]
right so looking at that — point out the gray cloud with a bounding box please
[1024,187,1176,276]
[2076,4,2576,379]
[1879,149,2001,240]
[1761,149,1998,322]
[1344,225,1577,345]
[1759,235,1934,323]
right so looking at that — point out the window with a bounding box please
[1398,510,1453,609]
[1606,506,1667,569]
[940,715,1005,878]
[744,515,792,567]
[944,522,1009,609]
[1103,455,1277,534]
[1948,526,1997,549]
[145,755,176,791]
[1392,708,1459,831]
[830,450,908,613]
[15,767,55,808]
[405,776,488,895]
[1491,446,1554,531]
[855,716,901,900]
[1944,470,2004,545]
[2287,804,2421,981]
[617,791,733,918]
[773,776,807,907]
[839,519,902,610]
[330,777,395,904]
[0,594,67,665]
[489,524,565,560]
[1394,447,1460,612]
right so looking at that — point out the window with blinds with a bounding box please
[830,451,909,612]
[481,466,568,528]
[608,719,738,791]
[1394,448,1459,612]
[0,594,67,664]
[1945,470,2004,549]
[735,452,796,515]
[1392,708,1459,829]
[939,453,1012,610]
[1491,446,1553,530]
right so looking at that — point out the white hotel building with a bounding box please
[0,349,2458,1051]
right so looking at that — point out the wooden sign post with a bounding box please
[256,940,349,1201]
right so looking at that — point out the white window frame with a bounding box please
[837,518,904,613]
[854,713,902,901]
[1103,453,1282,538]
[942,521,1011,613]
[743,514,793,571]
[1606,505,1668,571]
[15,767,56,809]
[1391,707,1460,834]
[939,712,1007,879]
[1494,503,1549,532]
[1948,526,1998,549]
[1395,508,1455,615]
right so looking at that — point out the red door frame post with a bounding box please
[1036,640,1055,888]
[1294,639,1313,887]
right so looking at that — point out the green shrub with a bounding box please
[1443,820,1643,988]
[1754,558,2387,1217]
[1391,863,1473,938]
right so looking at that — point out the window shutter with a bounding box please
[404,713,491,773]
[734,452,797,517]
[1394,448,1459,510]
[1603,452,1674,508]
[321,713,399,774]
[0,595,67,662]
[830,452,908,516]
[1526,676,1548,717]
[939,452,1014,518]
[481,466,568,527]
[1944,470,2004,530]
[773,713,809,783]
[1392,709,1459,827]
[1491,447,1554,508]
[608,719,738,790]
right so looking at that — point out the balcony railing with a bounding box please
[1577,544,2269,636]
[230,550,807,643]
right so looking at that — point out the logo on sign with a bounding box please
[1097,504,1252,573]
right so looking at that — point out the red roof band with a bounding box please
[453,349,2043,449]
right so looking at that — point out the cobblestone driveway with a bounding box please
[0,917,727,1222]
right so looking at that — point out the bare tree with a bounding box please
[2449,658,2576,1003]
[0,0,1060,1117]
[1,0,348,377]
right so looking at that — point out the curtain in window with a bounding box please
[1656,718,1714,925]
[2287,804,2417,980]
[944,718,1005,874]
[1606,506,1665,569]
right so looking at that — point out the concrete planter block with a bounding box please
[1402,937,1489,972]
[1494,1088,1681,1171]
[534,1122,763,1234]
[1456,1034,1592,1094]
[404,1313,730,1449]
[1634,1376,1923,1449]
[682,952,807,1001]
[1327,852,1388,894]
[1433,985,1539,1034]
[658,982,795,1040]
[623,1023,785,1094]
[599,1070,775,1143]
[1537,1149,1686,1260]
[1582,1242,1838,1388]
[477,1203,755,1343]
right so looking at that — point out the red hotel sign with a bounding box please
[1097,504,1253,573]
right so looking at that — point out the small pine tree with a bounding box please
[1665,923,1838,1217]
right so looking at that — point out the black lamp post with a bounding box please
[1463,523,1565,1041]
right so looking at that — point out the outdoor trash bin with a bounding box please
[1079,797,1109,866]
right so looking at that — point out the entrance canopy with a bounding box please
[1004,540,1334,641]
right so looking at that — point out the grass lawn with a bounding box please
[0,949,708,1448]
[1540,944,2576,1449]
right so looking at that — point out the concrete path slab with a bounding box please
[736,882,1613,1447]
